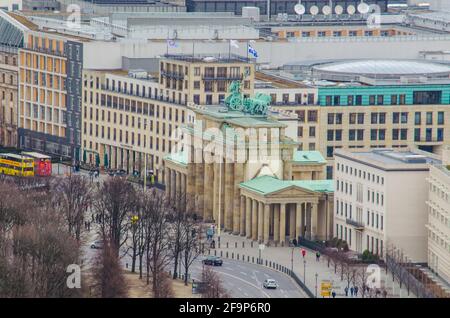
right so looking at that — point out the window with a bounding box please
[413,91,442,105]
[335,130,342,141]
[414,128,421,141]
[438,112,444,125]
[309,126,316,137]
[393,112,399,124]
[437,128,444,142]
[426,112,433,125]
[401,112,408,124]
[307,110,317,122]
[328,113,334,125]
[415,112,421,125]
[327,130,334,141]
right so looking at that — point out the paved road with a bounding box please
[189,258,306,298]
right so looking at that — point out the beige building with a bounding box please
[334,148,441,262]
[81,55,255,182]
[0,46,18,148]
[427,151,450,284]
[164,103,333,244]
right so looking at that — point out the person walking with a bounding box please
[350,287,354,297]
[354,286,359,297]
[344,286,349,297]
[301,249,306,258]
[331,291,336,298]
[316,251,321,262]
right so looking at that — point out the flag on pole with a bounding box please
[248,44,258,58]
[167,39,178,48]
[229,39,239,48]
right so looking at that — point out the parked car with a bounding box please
[90,240,104,249]
[202,256,223,266]
[263,279,278,289]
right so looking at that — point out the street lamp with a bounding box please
[303,260,306,284]
[259,244,265,265]
[291,247,295,272]
[315,273,318,297]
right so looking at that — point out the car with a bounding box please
[90,240,104,249]
[202,256,223,266]
[263,279,278,289]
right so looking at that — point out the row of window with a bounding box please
[324,91,444,106]
[430,179,450,204]
[289,30,391,38]
[336,163,385,185]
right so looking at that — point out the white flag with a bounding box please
[230,39,239,49]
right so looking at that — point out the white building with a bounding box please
[0,0,22,11]
[427,147,450,284]
[334,148,441,263]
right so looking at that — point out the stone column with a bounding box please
[296,202,302,240]
[245,196,252,238]
[279,203,286,244]
[175,171,181,210]
[171,169,177,201]
[311,202,318,240]
[224,163,234,231]
[240,195,245,236]
[165,167,171,199]
[203,163,214,221]
[305,203,312,239]
[233,163,244,234]
[195,162,204,220]
[186,162,195,213]
[251,199,258,241]
[263,203,270,244]
[181,173,186,212]
[274,204,280,243]
[289,204,296,239]
[258,201,264,243]
[212,160,222,224]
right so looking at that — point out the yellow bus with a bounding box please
[0,153,35,177]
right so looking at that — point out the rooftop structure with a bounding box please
[335,148,441,171]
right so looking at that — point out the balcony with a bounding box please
[346,218,365,230]
[160,70,184,80]
[22,43,65,58]
[201,74,243,81]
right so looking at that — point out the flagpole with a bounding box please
[228,40,231,60]
[246,41,249,62]
[166,29,169,55]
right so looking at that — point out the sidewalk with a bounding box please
[212,232,416,298]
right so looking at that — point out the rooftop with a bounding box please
[240,175,333,196]
[162,54,252,64]
[292,151,327,165]
[164,150,188,166]
[255,71,311,89]
[335,148,442,171]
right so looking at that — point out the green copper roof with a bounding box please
[164,151,188,166]
[240,175,334,195]
[293,151,327,164]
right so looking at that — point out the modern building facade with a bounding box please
[18,28,84,160]
[427,149,450,284]
[0,46,19,148]
[334,148,441,262]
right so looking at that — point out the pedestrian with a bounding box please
[354,286,358,297]
[331,291,336,298]
[292,238,297,247]
[344,286,349,297]
[350,287,354,297]
[301,249,306,258]
[383,290,387,298]
[316,251,321,262]
[91,214,94,222]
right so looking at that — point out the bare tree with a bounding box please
[200,266,229,298]
[142,189,173,297]
[53,174,93,241]
[94,177,137,255]
[180,213,201,286]
[92,242,128,298]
